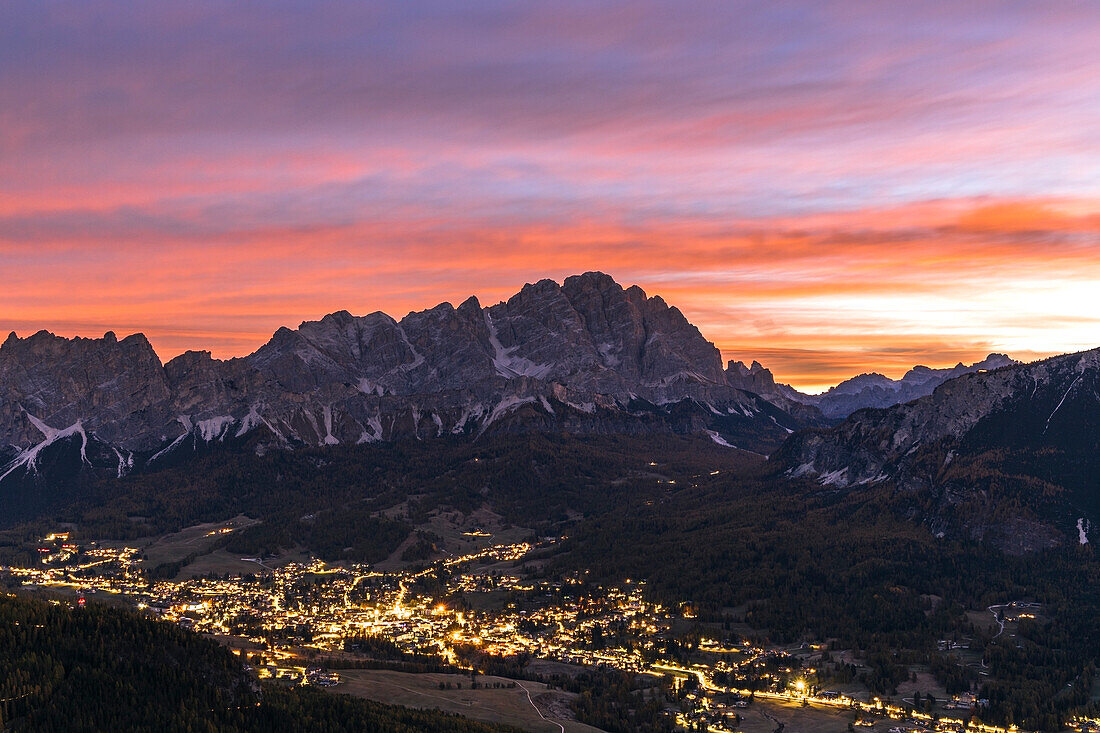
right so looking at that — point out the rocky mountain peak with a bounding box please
[562,270,620,294]
[0,274,816,488]
[975,353,1015,370]
[0,328,173,450]
[457,295,482,314]
[778,353,1023,420]
[728,359,770,378]
[315,309,356,328]
[720,358,825,422]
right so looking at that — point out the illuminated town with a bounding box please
[3,530,1087,733]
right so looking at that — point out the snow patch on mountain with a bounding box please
[0,414,91,481]
[148,417,194,463]
[111,446,133,479]
[235,403,287,444]
[482,395,538,431]
[358,414,384,443]
[706,430,734,448]
[357,378,384,396]
[819,467,849,487]
[1043,373,1083,434]
[484,313,553,379]
[451,404,485,435]
[322,405,339,445]
[727,400,750,416]
[196,415,234,442]
[395,324,426,371]
[652,370,711,390]
[788,462,815,479]
[768,414,793,433]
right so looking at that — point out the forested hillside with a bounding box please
[556,463,1100,730]
[0,593,520,733]
[13,433,755,556]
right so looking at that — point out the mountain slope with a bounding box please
[775,348,1100,550]
[724,358,826,422]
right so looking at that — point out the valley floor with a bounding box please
[3,521,1063,733]
[334,669,599,733]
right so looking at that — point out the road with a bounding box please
[988,604,1006,639]
[515,682,565,733]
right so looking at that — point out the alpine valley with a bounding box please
[3,274,1099,733]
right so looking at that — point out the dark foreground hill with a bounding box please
[0,593,519,733]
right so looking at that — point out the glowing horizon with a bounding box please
[2,2,1097,392]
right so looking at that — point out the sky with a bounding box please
[1,2,1097,392]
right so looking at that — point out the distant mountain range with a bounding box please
[725,353,1018,419]
[4,274,1095,733]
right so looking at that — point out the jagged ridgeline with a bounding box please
[1,271,1097,552]
[0,272,821,522]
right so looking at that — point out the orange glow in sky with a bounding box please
[1,3,1098,391]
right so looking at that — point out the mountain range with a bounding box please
[0,273,809,494]
[2,271,1094,550]
[725,352,1018,419]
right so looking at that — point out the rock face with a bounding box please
[0,273,812,494]
[775,348,1100,550]
[725,359,824,422]
[0,330,175,450]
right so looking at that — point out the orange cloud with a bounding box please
[2,196,1097,391]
